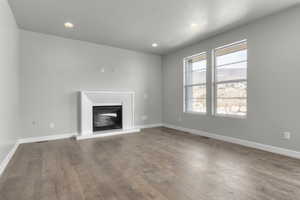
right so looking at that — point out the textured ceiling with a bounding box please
[8,0,300,55]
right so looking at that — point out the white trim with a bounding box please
[15,124,160,144]
[184,111,208,116]
[163,123,300,159]
[215,79,247,84]
[18,133,77,144]
[76,128,140,140]
[135,123,163,129]
[81,90,135,95]
[132,93,135,128]
[93,103,122,106]
[216,60,247,68]
[0,141,19,177]
[183,51,207,61]
[215,39,247,50]
[214,113,247,119]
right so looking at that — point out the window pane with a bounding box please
[185,85,206,113]
[188,60,206,71]
[216,50,247,66]
[185,55,207,85]
[217,82,247,98]
[185,69,206,85]
[186,85,206,99]
[216,61,247,82]
[216,82,247,116]
[186,98,206,113]
[216,98,246,116]
[216,41,247,66]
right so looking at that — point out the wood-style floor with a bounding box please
[1,127,300,200]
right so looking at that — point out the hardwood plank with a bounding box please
[1,127,300,200]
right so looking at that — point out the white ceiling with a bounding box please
[8,0,300,55]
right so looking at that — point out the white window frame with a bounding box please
[183,52,207,115]
[212,39,247,118]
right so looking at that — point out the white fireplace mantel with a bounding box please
[77,90,140,140]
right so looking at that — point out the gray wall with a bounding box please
[0,0,19,163]
[162,6,300,152]
[20,30,162,138]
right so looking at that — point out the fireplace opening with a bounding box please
[93,105,122,132]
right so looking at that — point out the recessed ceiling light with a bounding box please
[64,22,74,28]
[190,23,198,28]
[152,43,158,47]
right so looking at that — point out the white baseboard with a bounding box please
[0,141,19,177]
[16,123,162,144]
[18,133,77,144]
[76,128,140,140]
[163,123,300,159]
[16,124,162,144]
[135,123,163,129]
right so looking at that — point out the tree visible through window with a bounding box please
[214,40,247,116]
[184,53,207,113]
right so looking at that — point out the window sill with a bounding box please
[184,111,207,116]
[214,113,247,119]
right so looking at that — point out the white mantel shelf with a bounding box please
[77,90,138,140]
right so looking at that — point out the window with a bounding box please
[184,52,207,113]
[213,40,247,117]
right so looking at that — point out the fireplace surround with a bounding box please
[78,90,140,140]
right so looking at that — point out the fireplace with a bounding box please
[79,91,136,139]
[93,105,122,132]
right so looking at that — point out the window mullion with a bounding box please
[216,60,247,68]
[216,79,247,85]
[184,83,206,87]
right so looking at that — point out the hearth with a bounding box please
[93,105,122,132]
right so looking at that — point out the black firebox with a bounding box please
[93,105,122,132]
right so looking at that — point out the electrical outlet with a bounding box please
[49,122,55,129]
[283,132,291,140]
